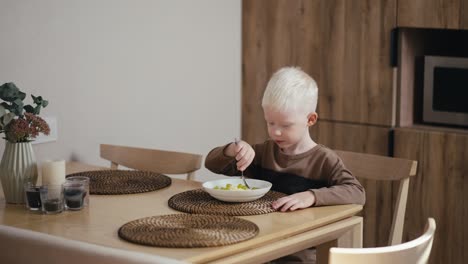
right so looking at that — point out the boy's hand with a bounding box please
[224,140,255,171]
[272,191,316,212]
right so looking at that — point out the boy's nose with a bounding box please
[274,129,281,136]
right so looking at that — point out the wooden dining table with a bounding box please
[0,162,363,264]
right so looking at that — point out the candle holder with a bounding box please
[24,182,42,211]
[63,181,85,210]
[39,185,64,214]
[65,176,90,207]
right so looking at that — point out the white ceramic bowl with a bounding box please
[202,178,272,202]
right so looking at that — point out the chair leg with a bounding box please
[110,162,118,170]
[389,177,409,246]
[187,171,196,181]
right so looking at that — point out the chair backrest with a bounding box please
[329,218,436,264]
[100,144,203,180]
[0,225,187,264]
[335,150,418,246]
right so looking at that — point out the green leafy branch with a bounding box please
[0,82,49,133]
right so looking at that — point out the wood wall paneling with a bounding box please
[242,0,269,144]
[461,0,468,28]
[319,0,396,126]
[310,121,396,247]
[394,128,468,264]
[242,1,397,146]
[310,121,389,155]
[397,0,468,29]
[242,0,323,144]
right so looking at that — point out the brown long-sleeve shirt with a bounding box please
[205,140,365,206]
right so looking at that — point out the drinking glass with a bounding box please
[24,182,42,211]
[39,185,64,214]
[65,176,90,207]
[63,181,86,210]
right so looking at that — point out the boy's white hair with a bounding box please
[262,67,318,113]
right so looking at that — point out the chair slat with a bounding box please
[335,150,418,246]
[336,150,418,181]
[100,144,203,180]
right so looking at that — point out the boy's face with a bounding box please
[263,106,317,153]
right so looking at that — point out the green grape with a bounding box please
[212,183,260,191]
[237,184,247,190]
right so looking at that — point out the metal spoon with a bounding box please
[235,138,252,189]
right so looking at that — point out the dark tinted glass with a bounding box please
[433,67,468,113]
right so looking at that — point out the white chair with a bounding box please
[0,225,187,264]
[100,144,203,181]
[329,218,436,264]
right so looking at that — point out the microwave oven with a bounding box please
[423,55,468,127]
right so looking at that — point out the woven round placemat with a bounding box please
[168,189,286,216]
[118,214,259,247]
[66,170,171,195]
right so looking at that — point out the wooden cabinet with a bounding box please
[394,127,468,264]
[310,121,389,155]
[398,0,468,29]
[243,0,397,144]
[313,0,396,126]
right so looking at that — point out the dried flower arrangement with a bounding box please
[0,82,50,143]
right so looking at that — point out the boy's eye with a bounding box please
[267,122,275,126]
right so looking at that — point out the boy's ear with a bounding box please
[307,112,318,126]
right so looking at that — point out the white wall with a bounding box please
[0,0,240,181]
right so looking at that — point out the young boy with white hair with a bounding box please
[205,67,365,212]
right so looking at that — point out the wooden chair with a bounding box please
[0,225,187,264]
[100,144,203,181]
[335,150,418,246]
[329,218,436,264]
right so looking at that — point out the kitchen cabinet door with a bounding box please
[394,127,468,264]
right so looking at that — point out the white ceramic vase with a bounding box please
[0,141,38,204]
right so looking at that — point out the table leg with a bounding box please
[316,239,337,264]
[316,216,363,263]
[350,216,363,248]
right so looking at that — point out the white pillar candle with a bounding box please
[41,160,66,185]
